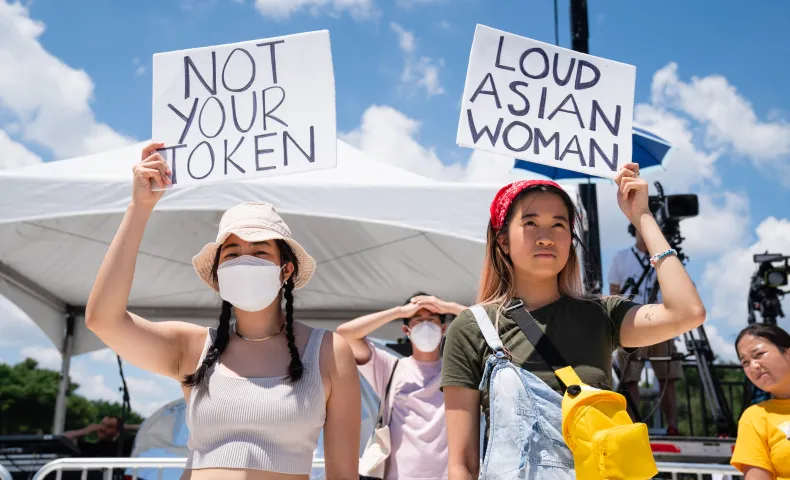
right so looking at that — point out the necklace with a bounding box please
[233,322,285,342]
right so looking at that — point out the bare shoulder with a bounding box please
[318,330,356,373]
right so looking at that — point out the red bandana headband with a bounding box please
[490,179,563,231]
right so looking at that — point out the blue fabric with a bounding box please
[469,306,575,479]
[513,127,672,182]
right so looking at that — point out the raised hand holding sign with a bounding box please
[457,24,636,179]
[151,30,337,189]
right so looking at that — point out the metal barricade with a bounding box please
[31,458,738,480]
[31,458,327,480]
[659,462,741,479]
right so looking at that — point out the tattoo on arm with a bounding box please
[645,312,654,321]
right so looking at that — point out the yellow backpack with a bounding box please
[506,300,658,479]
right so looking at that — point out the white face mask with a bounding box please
[217,255,284,312]
[409,322,443,352]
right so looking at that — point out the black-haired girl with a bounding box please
[86,142,361,480]
[731,323,790,479]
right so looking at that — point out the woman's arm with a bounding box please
[613,164,706,348]
[444,386,481,480]
[336,302,423,363]
[322,332,361,479]
[743,467,774,480]
[85,143,204,380]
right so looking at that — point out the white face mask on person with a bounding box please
[217,256,284,312]
[408,322,443,352]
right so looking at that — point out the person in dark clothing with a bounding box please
[64,415,137,457]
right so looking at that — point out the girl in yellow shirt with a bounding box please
[732,324,790,479]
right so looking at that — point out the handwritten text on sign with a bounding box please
[456,25,635,179]
[152,30,336,188]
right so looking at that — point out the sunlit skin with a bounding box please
[498,191,572,309]
[737,334,790,399]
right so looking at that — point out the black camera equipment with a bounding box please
[747,252,789,326]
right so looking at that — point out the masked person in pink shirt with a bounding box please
[337,293,466,480]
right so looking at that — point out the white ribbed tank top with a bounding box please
[184,326,327,474]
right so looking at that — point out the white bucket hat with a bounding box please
[192,202,316,291]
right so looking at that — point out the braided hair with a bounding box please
[182,239,303,388]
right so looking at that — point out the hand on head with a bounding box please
[409,295,453,315]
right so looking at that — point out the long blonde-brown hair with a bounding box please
[478,184,586,309]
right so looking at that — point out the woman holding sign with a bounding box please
[440,163,706,478]
[85,143,361,480]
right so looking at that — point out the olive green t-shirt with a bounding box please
[440,296,637,424]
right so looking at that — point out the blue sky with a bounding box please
[1,0,790,418]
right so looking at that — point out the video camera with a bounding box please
[748,252,790,325]
[629,182,698,263]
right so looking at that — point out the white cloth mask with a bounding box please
[409,322,443,352]
[217,255,283,312]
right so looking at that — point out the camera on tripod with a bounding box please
[748,252,790,325]
[628,182,698,263]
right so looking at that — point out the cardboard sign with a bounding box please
[152,30,336,188]
[457,25,635,179]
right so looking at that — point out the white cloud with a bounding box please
[438,20,450,29]
[253,0,376,20]
[651,63,790,169]
[20,345,61,369]
[703,217,790,329]
[341,105,570,189]
[341,105,462,180]
[126,376,166,397]
[132,57,146,77]
[403,57,444,96]
[633,105,720,190]
[389,23,444,97]
[390,22,415,53]
[0,128,42,168]
[90,348,118,364]
[680,191,750,258]
[0,1,133,159]
[71,367,120,403]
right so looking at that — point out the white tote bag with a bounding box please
[358,360,399,479]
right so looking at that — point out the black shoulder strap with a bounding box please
[506,300,568,374]
[376,359,400,427]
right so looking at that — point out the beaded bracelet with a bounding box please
[650,249,677,267]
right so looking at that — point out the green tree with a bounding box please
[0,358,144,435]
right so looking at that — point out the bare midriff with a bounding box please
[180,468,310,480]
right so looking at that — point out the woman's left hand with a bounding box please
[411,295,466,316]
[614,163,651,224]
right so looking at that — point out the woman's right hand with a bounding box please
[132,142,172,208]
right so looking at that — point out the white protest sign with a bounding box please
[152,30,336,189]
[457,25,635,179]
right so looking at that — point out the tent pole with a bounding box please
[52,310,76,434]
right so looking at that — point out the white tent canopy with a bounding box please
[0,140,498,349]
[0,138,519,431]
[0,138,582,432]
